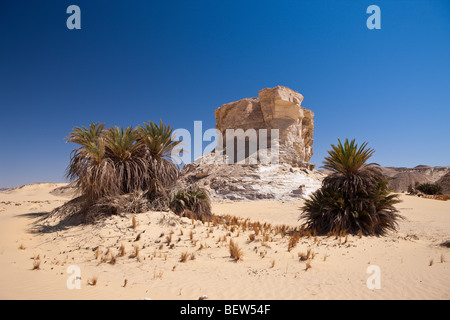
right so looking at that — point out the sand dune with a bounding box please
[0,183,449,300]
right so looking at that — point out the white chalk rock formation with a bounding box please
[180,153,324,201]
[178,87,322,201]
[214,86,314,169]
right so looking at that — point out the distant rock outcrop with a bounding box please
[388,172,431,193]
[215,86,314,169]
[437,172,450,195]
[383,166,450,193]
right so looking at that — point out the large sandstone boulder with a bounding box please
[214,86,314,168]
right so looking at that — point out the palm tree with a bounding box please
[66,123,111,202]
[103,126,149,195]
[301,139,402,236]
[64,120,184,221]
[137,120,182,189]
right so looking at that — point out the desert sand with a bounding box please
[0,183,449,300]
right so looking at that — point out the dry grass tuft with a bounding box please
[32,259,41,270]
[299,248,312,261]
[101,254,109,264]
[298,253,307,261]
[129,246,140,261]
[118,244,126,257]
[19,244,26,251]
[441,254,446,264]
[229,239,243,261]
[153,268,164,279]
[306,248,312,260]
[109,252,117,265]
[180,252,189,263]
[305,261,312,271]
[249,233,256,242]
[131,215,138,229]
[429,259,434,267]
[288,232,301,252]
[270,260,276,268]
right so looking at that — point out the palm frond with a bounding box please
[137,120,182,162]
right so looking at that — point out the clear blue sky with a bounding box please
[0,0,449,188]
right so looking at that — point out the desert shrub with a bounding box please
[416,183,442,195]
[170,188,212,221]
[301,139,402,236]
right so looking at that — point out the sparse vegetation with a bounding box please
[430,195,450,201]
[305,261,312,271]
[118,244,126,257]
[416,183,443,196]
[109,254,117,265]
[95,248,101,260]
[130,245,140,261]
[229,239,243,261]
[288,232,301,252]
[170,188,212,221]
[180,252,189,263]
[32,259,41,270]
[298,249,312,261]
